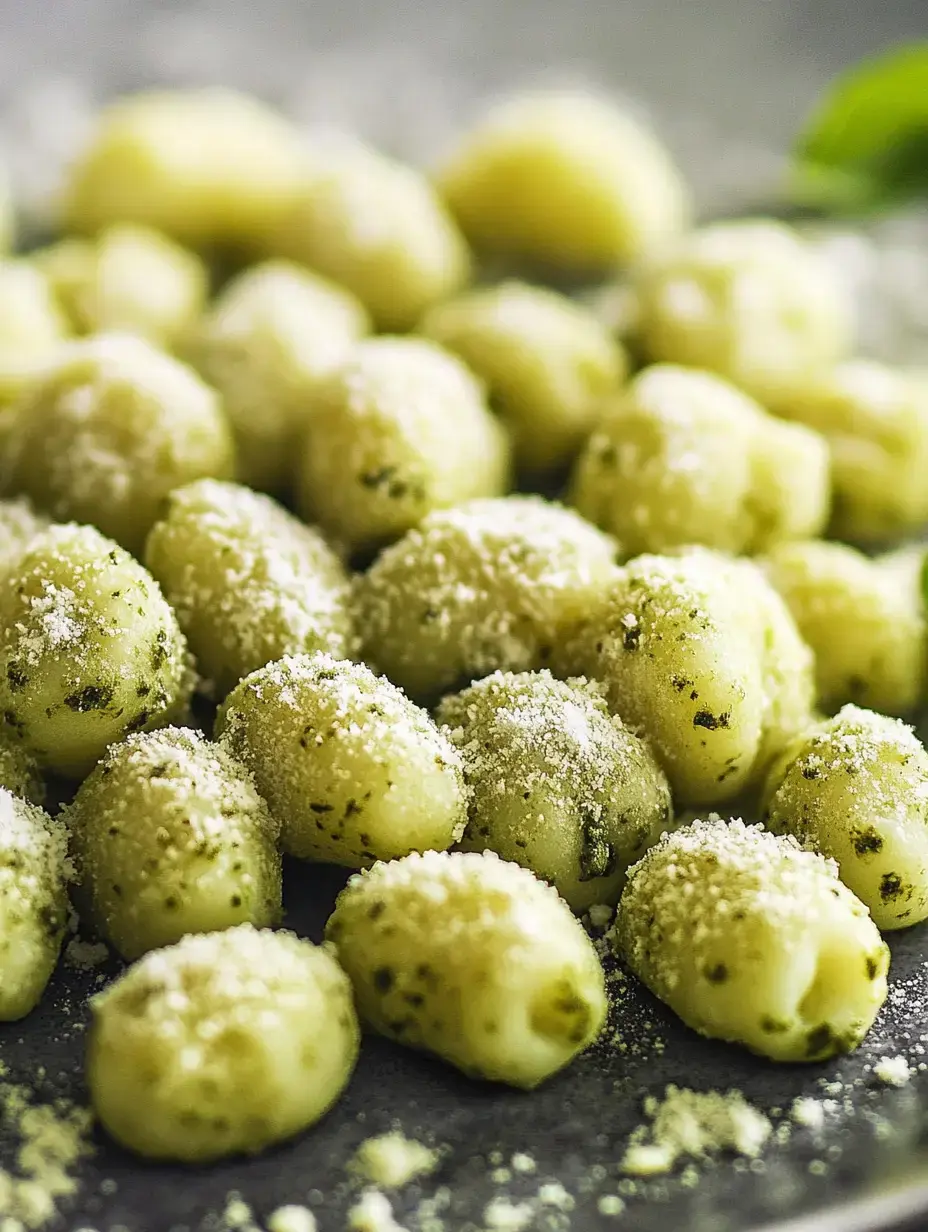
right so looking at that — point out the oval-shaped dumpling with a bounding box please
[0,524,192,777]
[295,337,510,559]
[270,138,470,331]
[613,818,889,1061]
[762,539,926,716]
[65,727,282,960]
[86,924,359,1162]
[4,333,235,555]
[632,219,851,408]
[568,365,830,556]
[420,280,626,476]
[63,89,311,249]
[436,671,671,910]
[0,261,70,362]
[555,549,815,806]
[0,789,69,1019]
[217,654,467,867]
[354,496,618,705]
[325,849,607,1088]
[762,706,928,931]
[437,91,690,271]
[773,360,928,544]
[184,260,370,494]
[145,480,355,698]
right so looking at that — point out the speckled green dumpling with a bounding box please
[0,788,69,1019]
[613,819,889,1061]
[66,727,282,959]
[87,925,360,1162]
[437,671,671,910]
[217,654,467,867]
[4,333,235,556]
[353,496,618,705]
[0,523,192,777]
[762,706,928,931]
[325,849,607,1088]
[145,480,355,698]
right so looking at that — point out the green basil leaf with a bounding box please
[793,42,928,214]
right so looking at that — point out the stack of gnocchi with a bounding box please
[0,82,923,1166]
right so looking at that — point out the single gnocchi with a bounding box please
[325,849,607,1088]
[762,706,928,931]
[4,333,235,556]
[436,670,671,910]
[184,260,370,494]
[64,89,312,249]
[145,480,355,698]
[0,789,69,1019]
[65,727,282,960]
[569,365,830,555]
[613,818,889,1061]
[631,219,851,408]
[270,137,470,331]
[35,224,208,348]
[0,523,192,777]
[762,539,926,716]
[0,261,70,367]
[773,360,928,544]
[420,280,626,476]
[86,925,360,1161]
[353,496,618,705]
[555,548,815,805]
[437,91,690,271]
[217,654,467,867]
[295,337,510,559]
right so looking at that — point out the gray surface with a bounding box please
[2,2,928,1230]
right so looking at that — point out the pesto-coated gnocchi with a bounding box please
[353,496,618,705]
[613,819,889,1061]
[325,849,607,1088]
[295,338,510,559]
[217,654,467,867]
[0,497,50,578]
[87,924,359,1161]
[0,789,69,1020]
[762,539,926,716]
[556,549,815,805]
[0,261,70,363]
[65,727,282,960]
[145,480,355,698]
[631,219,851,408]
[4,333,236,555]
[0,523,192,777]
[64,89,311,249]
[762,706,928,931]
[36,224,208,348]
[184,260,370,494]
[436,671,671,910]
[438,91,690,271]
[773,360,928,544]
[420,280,626,476]
[569,365,830,555]
[270,138,470,331]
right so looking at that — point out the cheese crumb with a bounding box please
[482,1198,535,1232]
[790,1097,825,1130]
[63,939,109,970]
[347,1191,408,1232]
[350,1133,439,1189]
[510,1153,536,1175]
[874,1055,912,1087]
[586,904,614,930]
[267,1206,317,1232]
[621,1085,772,1175]
[596,1195,625,1217]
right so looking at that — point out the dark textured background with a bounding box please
[2,2,928,1229]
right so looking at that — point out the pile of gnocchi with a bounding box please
[0,84,924,1165]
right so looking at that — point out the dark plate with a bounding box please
[3,1,928,1228]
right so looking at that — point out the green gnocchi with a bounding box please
[0,523,192,777]
[217,654,467,867]
[87,925,359,1161]
[325,849,607,1088]
[145,480,355,699]
[65,726,282,960]
[762,706,928,931]
[613,818,889,1061]
[436,670,671,911]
